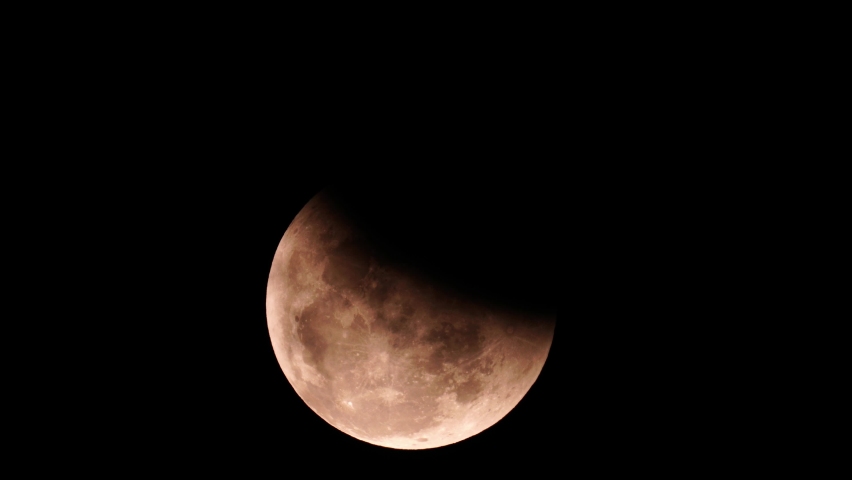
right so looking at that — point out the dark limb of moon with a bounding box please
[266,187,556,449]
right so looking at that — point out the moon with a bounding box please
[266,187,555,449]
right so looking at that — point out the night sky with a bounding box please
[115,160,721,473]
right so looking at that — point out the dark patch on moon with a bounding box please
[318,226,336,244]
[478,357,495,376]
[389,331,415,350]
[425,321,483,369]
[366,277,392,308]
[295,301,329,375]
[322,240,371,292]
[378,313,418,350]
[452,378,484,403]
[417,438,428,442]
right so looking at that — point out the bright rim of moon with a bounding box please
[266,190,555,449]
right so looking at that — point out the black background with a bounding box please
[147,168,570,469]
[65,68,748,469]
[26,20,782,473]
[113,157,727,474]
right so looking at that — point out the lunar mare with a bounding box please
[266,190,555,449]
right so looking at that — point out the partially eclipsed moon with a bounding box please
[266,189,555,449]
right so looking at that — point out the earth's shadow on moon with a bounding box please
[266,179,557,449]
[318,180,557,321]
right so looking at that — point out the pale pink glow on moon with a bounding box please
[267,190,555,449]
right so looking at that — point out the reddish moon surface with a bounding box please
[266,189,555,449]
